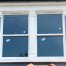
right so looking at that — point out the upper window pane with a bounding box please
[37,14,63,34]
[37,36,63,56]
[3,15,28,34]
[3,36,28,57]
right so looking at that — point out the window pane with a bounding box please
[0,63,27,66]
[3,15,28,34]
[37,36,63,56]
[0,64,66,66]
[35,64,66,66]
[37,14,63,34]
[3,36,28,57]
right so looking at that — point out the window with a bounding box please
[37,13,63,56]
[2,12,28,57]
[0,10,65,62]
[0,63,27,66]
[37,36,63,56]
[3,36,28,57]
[3,15,28,34]
[37,14,63,34]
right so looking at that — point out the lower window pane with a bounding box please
[3,36,28,57]
[37,36,63,56]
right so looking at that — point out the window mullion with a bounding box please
[63,11,66,57]
[0,12,3,58]
[28,10,37,58]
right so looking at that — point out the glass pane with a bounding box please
[37,14,63,34]
[35,64,66,66]
[3,15,28,34]
[0,63,27,66]
[3,36,28,57]
[0,64,66,66]
[37,36,63,56]
[56,64,66,66]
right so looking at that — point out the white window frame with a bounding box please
[35,10,65,62]
[0,3,65,62]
